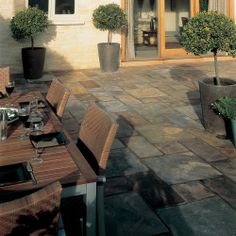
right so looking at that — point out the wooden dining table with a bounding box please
[0,92,97,236]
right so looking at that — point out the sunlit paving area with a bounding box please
[2,60,234,236]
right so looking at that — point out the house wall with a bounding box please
[0,0,121,73]
[235,0,236,21]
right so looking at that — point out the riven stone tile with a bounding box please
[127,88,166,98]
[211,158,236,183]
[105,192,168,236]
[116,118,137,138]
[143,153,221,184]
[136,124,195,144]
[167,114,203,129]
[181,138,228,162]
[122,136,163,158]
[157,197,236,236]
[79,80,99,89]
[127,171,185,209]
[111,139,125,150]
[98,100,128,112]
[155,141,188,154]
[115,111,149,127]
[174,105,202,120]
[202,176,236,209]
[173,181,215,202]
[106,149,148,178]
[105,176,133,196]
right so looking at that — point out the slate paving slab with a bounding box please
[106,149,148,178]
[127,171,185,209]
[98,100,129,112]
[157,197,236,236]
[79,80,99,89]
[136,124,195,144]
[115,111,149,127]
[116,118,137,138]
[105,192,168,236]
[181,138,228,162]
[174,104,202,120]
[167,114,203,129]
[211,158,236,182]
[111,139,126,150]
[202,176,236,209]
[105,176,133,196]
[173,181,215,202]
[155,141,188,154]
[122,136,163,158]
[143,153,222,184]
[127,87,167,98]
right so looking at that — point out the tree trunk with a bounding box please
[108,31,112,44]
[31,36,34,49]
[213,50,221,86]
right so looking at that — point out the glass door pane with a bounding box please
[164,0,190,49]
[133,0,158,58]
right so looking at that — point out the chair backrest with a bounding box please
[0,67,10,94]
[77,103,118,175]
[0,181,62,236]
[46,79,71,118]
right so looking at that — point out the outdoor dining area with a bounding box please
[0,67,119,235]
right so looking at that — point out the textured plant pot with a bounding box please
[22,47,46,80]
[97,43,120,72]
[230,119,236,147]
[199,78,236,135]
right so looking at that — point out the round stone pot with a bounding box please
[199,78,236,135]
[97,43,120,72]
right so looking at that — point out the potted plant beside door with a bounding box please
[180,11,236,135]
[92,3,127,72]
[10,7,48,80]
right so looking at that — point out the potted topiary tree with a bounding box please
[180,11,236,135]
[92,3,127,72]
[10,7,48,80]
[212,96,236,146]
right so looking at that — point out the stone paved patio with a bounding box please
[14,60,236,235]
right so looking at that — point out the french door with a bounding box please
[122,0,234,60]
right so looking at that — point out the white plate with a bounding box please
[0,107,19,124]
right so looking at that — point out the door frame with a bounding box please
[121,0,234,61]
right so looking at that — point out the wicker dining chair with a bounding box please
[0,181,64,236]
[46,79,71,118]
[77,102,118,236]
[0,66,10,95]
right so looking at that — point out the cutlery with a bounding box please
[26,161,37,185]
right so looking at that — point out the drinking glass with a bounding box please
[5,81,15,97]
[18,106,30,140]
[30,121,44,165]
[30,96,39,112]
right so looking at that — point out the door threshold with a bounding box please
[121,55,234,67]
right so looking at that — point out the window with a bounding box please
[55,0,74,14]
[26,0,84,25]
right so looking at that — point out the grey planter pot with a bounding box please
[199,78,236,136]
[230,119,236,147]
[22,47,46,80]
[97,43,120,72]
